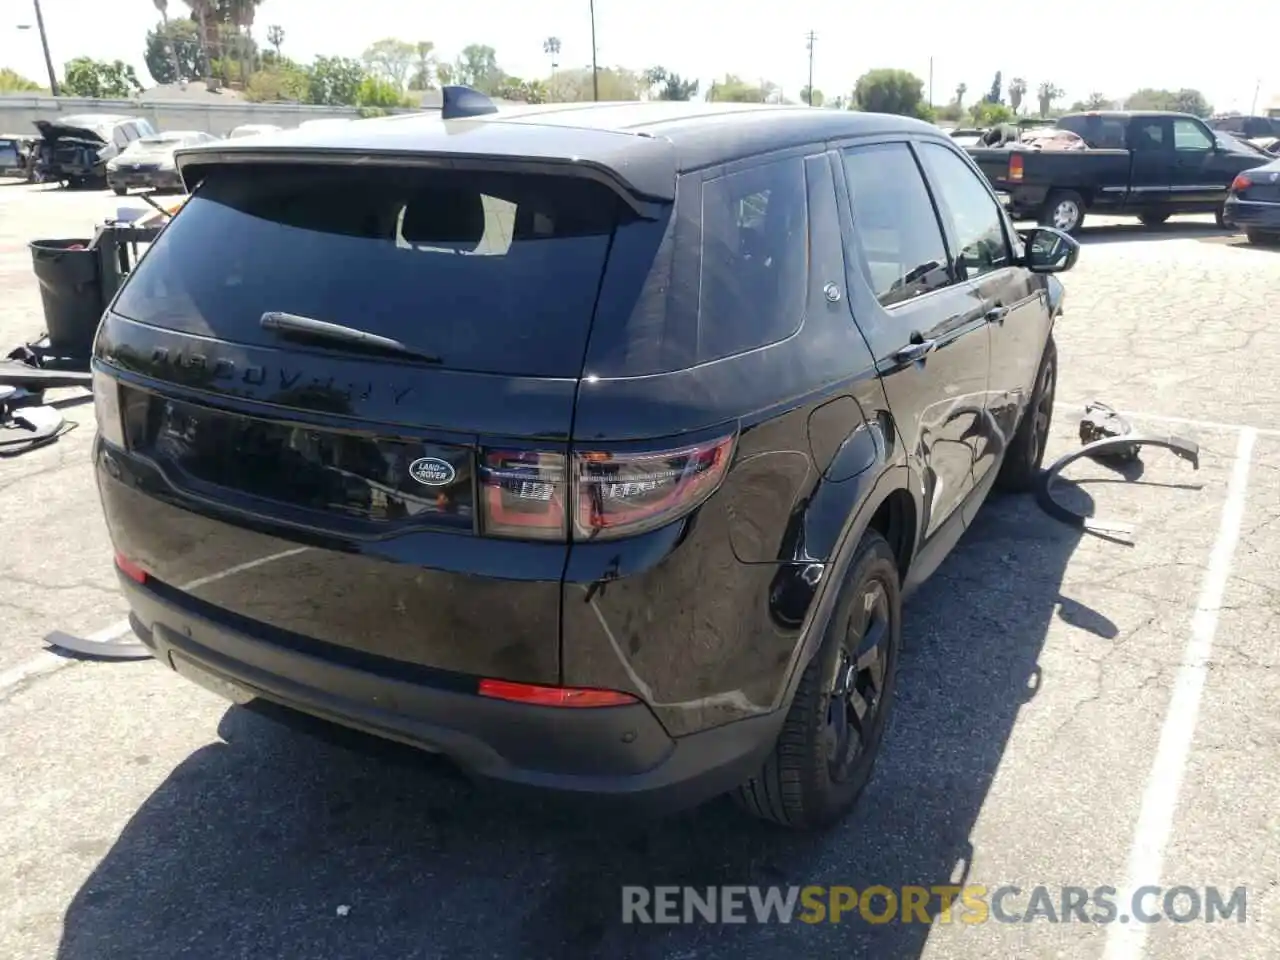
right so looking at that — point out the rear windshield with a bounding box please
[112,164,628,377]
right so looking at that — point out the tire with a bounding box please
[996,334,1057,493]
[733,529,902,829]
[1214,206,1227,229]
[1138,212,1170,227]
[1246,230,1280,247]
[1040,190,1085,235]
[112,186,128,197]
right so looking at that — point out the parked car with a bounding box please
[1222,156,1280,246]
[0,133,40,180]
[33,115,157,187]
[1250,136,1280,156]
[1208,114,1280,139]
[968,110,1266,233]
[106,130,221,195]
[91,90,1078,828]
[227,123,283,139]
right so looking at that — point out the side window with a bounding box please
[840,143,952,307]
[1131,121,1167,151]
[916,142,1012,280]
[112,125,130,149]
[1173,119,1213,152]
[135,119,156,138]
[698,155,808,361]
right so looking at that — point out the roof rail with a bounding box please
[441,85,499,120]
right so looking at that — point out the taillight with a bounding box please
[92,368,126,448]
[477,432,736,542]
[573,434,735,540]
[477,678,637,707]
[1008,154,1024,181]
[478,449,569,540]
[1230,174,1252,194]
[114,551,148,583]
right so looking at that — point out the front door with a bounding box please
[1127,116,1176,214]
[913,139,1051,485]
[1169,117,1235,209]
[831,141,992,542]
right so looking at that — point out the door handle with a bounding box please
[984,304,1009,324]
[893,338,937,363]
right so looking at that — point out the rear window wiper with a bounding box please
[260,312,442,364]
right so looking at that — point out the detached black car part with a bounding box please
[0,385,68,455]
[1037,405,1200,543]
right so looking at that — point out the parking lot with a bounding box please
[1,180,1277,959]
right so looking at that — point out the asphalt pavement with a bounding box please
[0,180,1277,959]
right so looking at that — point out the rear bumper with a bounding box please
[121,574,782,815]
[107,169,184,191]
[1222,197,1280,231]
[997,184,1051,219]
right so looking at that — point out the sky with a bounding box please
[3,0,1278,115]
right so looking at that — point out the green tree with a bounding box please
[62,57,143,98]
[144,18,204,84]
[985,70,1003,104]
[307,55,365,106]
[1008,77,1027,114]
[1037,81,1063,117]
[244,57,309,102]
[0,67,43,93]
[1069,92,1114,111]
[493,77,548,104]
[1124,87,1212,117]
[853,68,931,119]
[800,85,824,107]
[357,75,410,108]
[706,73,769,103]
[266,24,284,56]
[1173,88,1212,117]
[954,81,967,109]
[454,44,502,93]
[551,66,642,102]
[363,38,416,91]
[644,66,698,101]
[408,41,437,91]
[181,0,214,82]
[971,101,1015,126]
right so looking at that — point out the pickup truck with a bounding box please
[967,111,1266,234]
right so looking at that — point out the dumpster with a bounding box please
[28,238,105,360]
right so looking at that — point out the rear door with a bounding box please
[832,140,991,541]
[97,160,638,682]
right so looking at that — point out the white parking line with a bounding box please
[1054,404,1280,438]
[1103,426,1256,960]
[0,547,309,699]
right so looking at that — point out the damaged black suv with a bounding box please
[92,89,1077,828]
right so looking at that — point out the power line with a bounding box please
[804,30,816,106]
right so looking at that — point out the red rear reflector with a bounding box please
[477,679,638,708]
[114,552,147,583]
[1008,154,1024,181]
[1230,174,1252,193]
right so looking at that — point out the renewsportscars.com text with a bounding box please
[621,885,1248,926]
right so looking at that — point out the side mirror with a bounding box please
[1021,226,1080,273]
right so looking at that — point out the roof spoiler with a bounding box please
[441,85,498,121]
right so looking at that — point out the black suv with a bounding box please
[92,89,1078,828]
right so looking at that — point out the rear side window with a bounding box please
[1060,115,1126,149]
[112,165,629,377]
[840,143,952,306]
[698,156,808,360]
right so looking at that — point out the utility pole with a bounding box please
[805,30,816,106]
[1249,79,1260,115]
[32,0,59,96]
[589,0,599,101]
[928,57,934,106]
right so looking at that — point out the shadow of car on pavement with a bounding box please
[56,484,1103,960]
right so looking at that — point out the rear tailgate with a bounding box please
[95,157,655,683]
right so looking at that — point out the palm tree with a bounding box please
[182,0,213,85]
[1009,77,1027,114]
[225,0,262,86]
[543,36,561,74]
[954,82,967,109]
[153,0,184,84]
[266,24,284,57]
